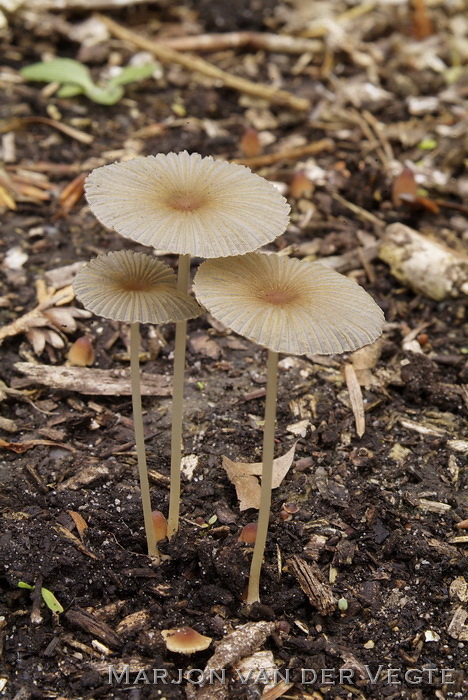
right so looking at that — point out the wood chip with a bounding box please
[204,622,278,675]
[447,607,468,641]
[288,555,337,615]
[115,610,151,637]
[65,607,123,648]
[379,223,468,300]
[14,362,172,396]
[56,462,110,491]
[416,498,451,514]
[344,362,365,437]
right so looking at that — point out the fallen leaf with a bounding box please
[67,510,89,539]
[189,331,221,359]
[54,523,98,560]
[222,443,296,510]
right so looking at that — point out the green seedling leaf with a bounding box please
[418,138,437,150]
[41,587,64,614]
[108,64,157,87]
[57,83,86,98]
[21,58,157,106]
[21,58,96,93]
[84,83,125,106]
[17,581,64,613]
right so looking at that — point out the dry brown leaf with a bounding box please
[344,363,365,437]
[222,443,297,510]
[54,523,98,560]
[0,281,90,354]
[189,331,222,359]
[67,510,89,539]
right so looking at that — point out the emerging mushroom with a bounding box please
[193,252,385,603]
[73,250,201,558]
[85,151,290,537]
[161,627,212,654]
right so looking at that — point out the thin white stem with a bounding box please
[130,322,158,558]
[247,349,279,604]
[167,253,191,538]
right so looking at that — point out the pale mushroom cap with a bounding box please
[85,151,290,258]
[193,253,385,355]
[73,251,201,324]
[161,627,212,654]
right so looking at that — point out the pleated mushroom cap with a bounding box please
[85,151,290,258]
[193,253,385,355]
[73,251,201,324]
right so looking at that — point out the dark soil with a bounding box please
[0,2,467,699]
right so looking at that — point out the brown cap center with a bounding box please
[120,279,157,293]
[261,288,298,306]
[167,192,207,212]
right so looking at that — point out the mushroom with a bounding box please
[85,151,290,537]
[193,252,385,603]
[73,250,201,558]
[161,627,212,654]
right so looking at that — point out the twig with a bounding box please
[159,31,322,55]
[363,109,394,165]
[97,14,311,112]
[1,117,93,145]
[232,139,333,168]
[331,192,384,229]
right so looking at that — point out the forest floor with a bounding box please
[0,1,467,699]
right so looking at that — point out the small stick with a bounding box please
[331,192,383,228]
[167,254,191,538]
[96,14,310,112]
[232,139,333,168]
[247,349,279,604]
[1,116,93,145]
[159,31,322,55]
[130,322,158,558]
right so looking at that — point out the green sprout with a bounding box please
[18,581,64,614]
[21,58,157,105]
